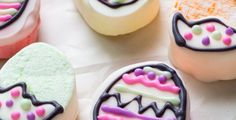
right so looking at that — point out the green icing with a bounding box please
[0,43,75,107]
[114,84,180,106]
[143,67,172,79]
[21,99,31,111]
[0,8,18,16]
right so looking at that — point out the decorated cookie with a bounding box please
[0,43,78,120]
[169,12,236,81]
[0,0,40,59]
[92,62,189,120]
[75,0,159,36]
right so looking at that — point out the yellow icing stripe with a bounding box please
[0,0,24,2]
[114,84,180,106]
[0,8,17,15]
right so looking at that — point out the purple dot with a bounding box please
[147,72,156,80]
[27,112,35,120]
[225,27,234,36]
[6,100,14,108]
[202,36,210,46]
[134,68,144,76]
[158,75,167,84]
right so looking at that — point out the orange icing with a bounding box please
[173,0,236,20]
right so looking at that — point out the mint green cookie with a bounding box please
[0,43,75,108]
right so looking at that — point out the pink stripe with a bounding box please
[98,114,124,120]
[0,14,12,22]
[122,74,180,94]
[0,3,21,9]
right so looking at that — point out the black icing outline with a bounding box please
[0,0,29,30]
[98,0,138,9]
[0,82,64,120]
[172,12,236,52]
[93,63,187,120]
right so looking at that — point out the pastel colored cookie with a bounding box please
[0,43,78,120]
[75,0,159,36]
[91,62,190,120]
[169,12,236,82]
[0,0,40,59]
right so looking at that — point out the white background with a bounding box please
[1,0,236,119]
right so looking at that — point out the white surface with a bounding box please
[1,0,236,120]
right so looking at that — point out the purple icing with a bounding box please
[158,75,168,84]
[27,112,35,120]
[101,105,174,120]
[147,72,156,80]
[225,27,234,36]
[6,99,14,107]
[134,68,145,76]
[202,37,210,46]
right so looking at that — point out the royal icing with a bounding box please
[0,82,63,120]
[172,12,236,51]
[0,0,28,29]
[93,63,187,120]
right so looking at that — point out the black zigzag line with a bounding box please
[0,82,64,120]
[102,92,179,117]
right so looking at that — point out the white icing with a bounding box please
[89,0,148,17]
[75,0,159,35]
[177,20,236,49]
[92,62,182,119]
[0,86,55,120]
[0,0,39,45]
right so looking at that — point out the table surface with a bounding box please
[1,0,236,120]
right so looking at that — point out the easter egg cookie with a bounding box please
[75,0,159,36]
[0,43,78,120]
[91,62,189,120]
[0,0,40,59]
[169,11,236,82]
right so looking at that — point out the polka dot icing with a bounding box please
[192,25,202,35]
[134,68,144,76]
[21,99,32,111]
[147,72,156,80]
[212,31,222,40]
[0,83,64,120]
[225,27,234,36]
[158,75,167,84]
[10,88,20,98]
[206,23,215,32]
[202,36,210,46]
[223,36,232,46]
[11,111,21,120]
[27,112,35,120]
[184,32,193,40]
[6,99,14,108]
[36,106,46,117]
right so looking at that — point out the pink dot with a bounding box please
[36,106,46,117]
[184,32,193,40]
[0,101,2,108]
[223,36,232,46]
[10,88,20,98]
[11,111,21,120]
[206,23,215,32]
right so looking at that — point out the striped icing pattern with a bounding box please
[0,0,24,22]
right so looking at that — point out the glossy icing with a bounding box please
[0,0,28,30]
[0,82,63,120]
[172,12,236,51]
[93,63,187,120]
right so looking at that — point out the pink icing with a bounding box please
[0,14,12,22]
[122,74,180,94]
[0,3,21,9]
[98,114,124,120]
